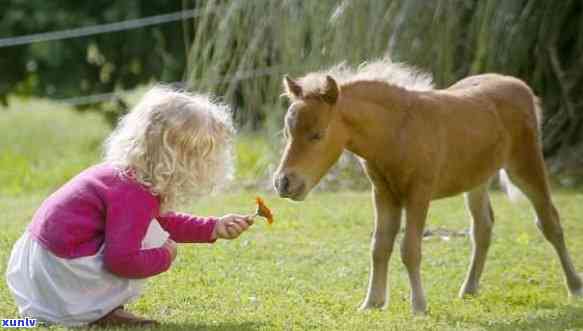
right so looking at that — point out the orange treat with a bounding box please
[255,196,274,225]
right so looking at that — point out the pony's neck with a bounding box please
[337,81,417,160]
[341,81,414,111]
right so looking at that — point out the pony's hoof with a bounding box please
[459,279,480,298]
[568,275,583,298]
[358,301,386,311]
[570,286,583,298]
[411,301,427,316]
[459,286,479,298]
[412,307,428,316]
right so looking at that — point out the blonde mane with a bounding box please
[294,57,434,99]
[104,86,235,212]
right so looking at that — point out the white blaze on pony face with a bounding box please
[274,75,347,201]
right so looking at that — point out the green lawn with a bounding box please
[1,192,583,330]
[1,102,583,330]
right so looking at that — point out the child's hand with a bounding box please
[163,238,178,262]
[213,214,253,240]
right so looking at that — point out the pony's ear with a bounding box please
[321,75,339,105]
[284,75,302,98]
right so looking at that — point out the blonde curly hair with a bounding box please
[104,86,235,212]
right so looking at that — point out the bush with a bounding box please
[0,1,190,125]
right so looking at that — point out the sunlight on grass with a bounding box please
[0,99,278,197]
[0,99,109,196]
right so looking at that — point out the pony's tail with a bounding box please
[499,169,524,202]
[500,93,542,202]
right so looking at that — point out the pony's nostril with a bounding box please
[275,172,303,197]
[280,175,290,194]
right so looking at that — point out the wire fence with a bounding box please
[0,6,224,48]
[1,5,290,108]
[0,5,231,108]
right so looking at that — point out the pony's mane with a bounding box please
[296,58,434,98]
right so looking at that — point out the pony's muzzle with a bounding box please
[274,171,306,200]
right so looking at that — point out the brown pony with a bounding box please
[273,59,582,314]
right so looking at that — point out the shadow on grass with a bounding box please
[480,305,583,331]
[137,321,267,331]
[441,303,583,331]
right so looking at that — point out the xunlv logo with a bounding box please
[1,318,37,328]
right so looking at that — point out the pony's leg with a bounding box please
[360,187,402,310]
[506,144,582,296]
[459,181,495,297]
[401,193,430,314]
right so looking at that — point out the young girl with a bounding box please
[6,86,252,327]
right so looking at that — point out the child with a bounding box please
[6,86,252,327]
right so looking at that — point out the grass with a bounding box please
[0,98,275,197]
[1,192,583,330]
[0,99,108,196]
[1,102,583,330]
[234,133,275,187]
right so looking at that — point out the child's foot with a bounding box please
[91,307,158,327]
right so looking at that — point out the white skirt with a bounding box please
[5,220,170,327]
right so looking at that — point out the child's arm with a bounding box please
[156,212,218,243]
[103,187,173,279]
[157,213,253,243]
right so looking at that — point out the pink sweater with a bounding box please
[28,163,217,279]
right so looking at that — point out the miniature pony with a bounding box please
[274,59,582,314]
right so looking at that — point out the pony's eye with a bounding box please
[309,132,323,141]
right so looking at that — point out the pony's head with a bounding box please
[274,74,349,201]
[274,58,433,200]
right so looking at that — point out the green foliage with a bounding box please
[3,1,582,163]
[185,0,583,162]
[186,0,407,130]
[0,1,189,111]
